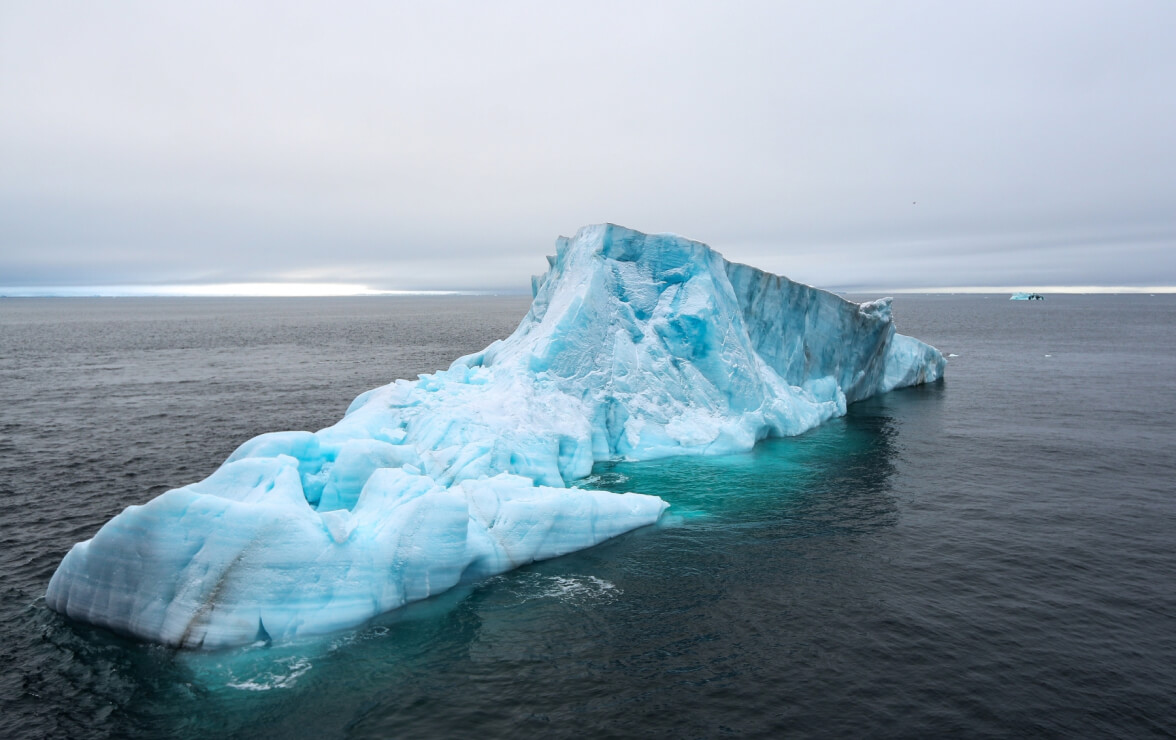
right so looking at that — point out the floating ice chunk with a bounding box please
[47,224,944,648]
[48,464,667,649]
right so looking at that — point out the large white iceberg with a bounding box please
[47,224,944,648]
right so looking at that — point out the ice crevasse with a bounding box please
[47,224,945,648]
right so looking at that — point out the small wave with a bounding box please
[484,572,622,607]
[540,575,619,603]
[574,472,630,489]
[506,573,621,606]
[226,656,312,691]
[327,623,391,653]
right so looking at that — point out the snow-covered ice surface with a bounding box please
[46,224,944,648]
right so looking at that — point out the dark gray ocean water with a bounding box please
[1,294,1174,739]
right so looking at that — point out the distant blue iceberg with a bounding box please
[47,224,945,648]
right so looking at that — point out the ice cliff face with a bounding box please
[46,224,944,648]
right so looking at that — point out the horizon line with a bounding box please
[841,285,1176,295]
[0,282,528,298]
[2,282,1175,298]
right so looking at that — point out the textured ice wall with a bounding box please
[47,224,944,648]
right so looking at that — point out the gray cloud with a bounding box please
[2,0,1174,291]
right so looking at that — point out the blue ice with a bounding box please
[47,224,945,648]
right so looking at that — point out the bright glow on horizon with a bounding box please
[0,283,470,297]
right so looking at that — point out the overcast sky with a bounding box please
[2,1,1174,293]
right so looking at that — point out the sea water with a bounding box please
[1,294,1173,738]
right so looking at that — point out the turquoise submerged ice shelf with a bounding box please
[46,224,945,648]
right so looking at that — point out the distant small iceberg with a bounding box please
[1010,292,1044,301]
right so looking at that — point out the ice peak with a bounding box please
[47,225,944,649]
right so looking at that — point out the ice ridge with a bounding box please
[46,224,944,648]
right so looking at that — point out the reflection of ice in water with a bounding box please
[226,656,312,691]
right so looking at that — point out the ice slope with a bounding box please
[46,224,944,648]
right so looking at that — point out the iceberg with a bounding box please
[46,224,944,648]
